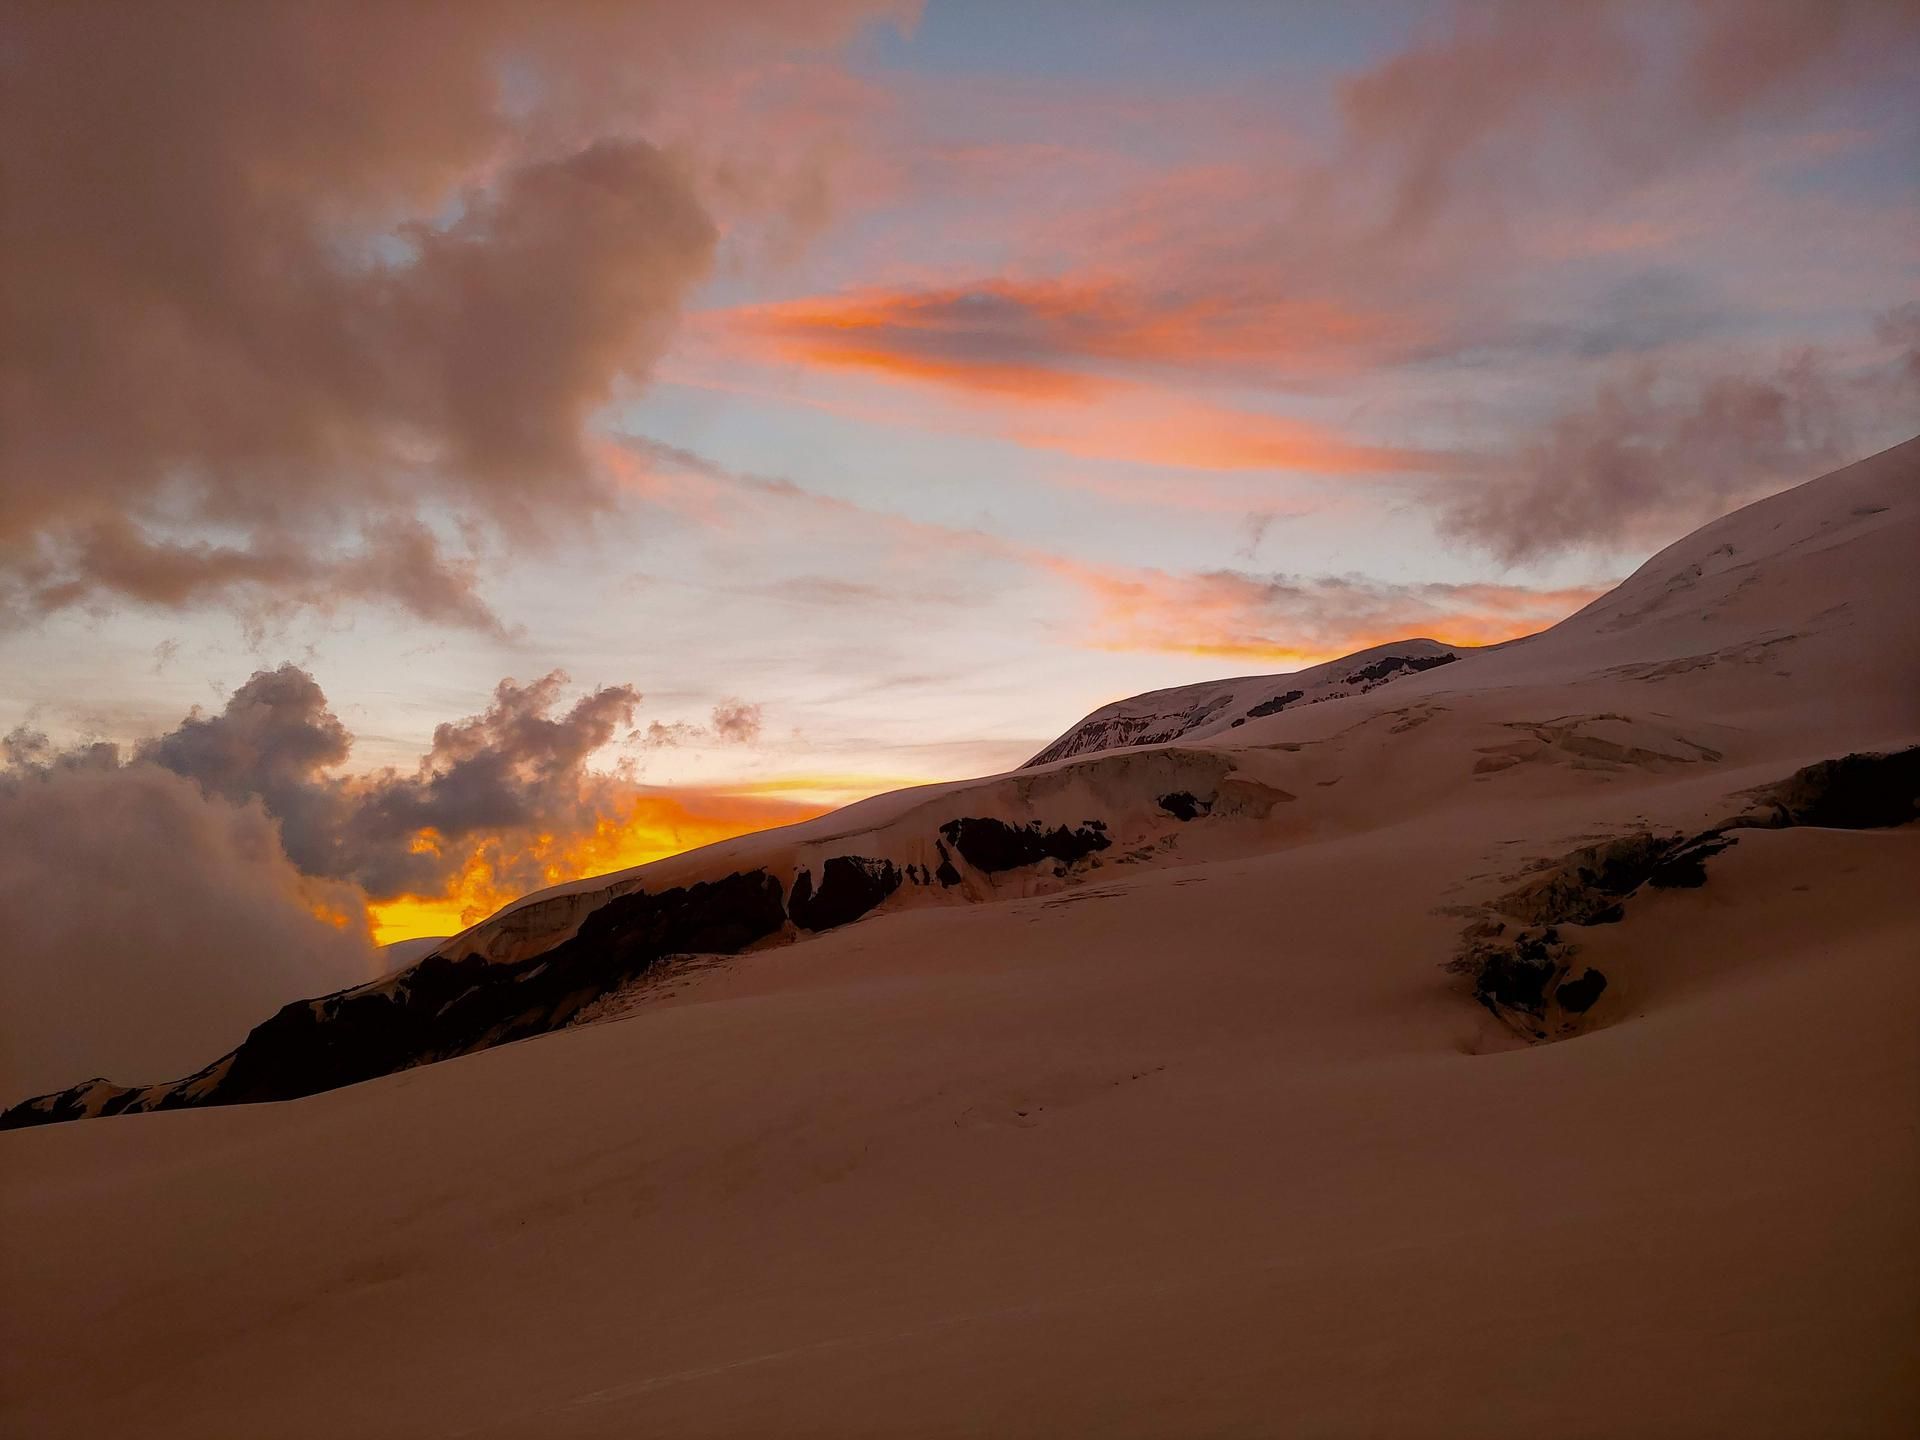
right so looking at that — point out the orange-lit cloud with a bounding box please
[705,275,1464,478]
[728,277,1428,394]
[365,788,832,945]
[1034,553,1604,664]
[711,772,939,805]
[608,434,1595,663]
[1006,395,1462,476]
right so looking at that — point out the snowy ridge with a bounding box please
[1024,638,1461,767]
[5,437,1916,1128]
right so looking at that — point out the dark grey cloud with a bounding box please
[0,760,376,1099]
[342,673,642,896]
[0,662,791,1099]
[9,664,648,903]
[0,1,902,629]
[127,667,642,900]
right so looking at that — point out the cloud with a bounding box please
[1034,554,1601,663]
[0,758,377,1099]
[729,277,1427,394]
[717,299,1452,477]
[56,661,794,924]
[1444,327,1920,561]
[710,700,765,743]
[44,662,649,903]
[0,664,820,1096]
[614,433,1592,660]
[1876,302,1920,387]
[0,1,906,629]
[1338,0,1920,232]
[634,701,765,749]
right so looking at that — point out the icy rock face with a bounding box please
[789,856,904,932]
[1026,641,1460,767]
[937,817,1110,871]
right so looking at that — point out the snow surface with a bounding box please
[3,437,1916,1438]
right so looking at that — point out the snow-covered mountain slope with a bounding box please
[3,442,1917,1440]
[1023,638,1463,766]
[5,437,1916,1129]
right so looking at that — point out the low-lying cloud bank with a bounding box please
[0,756,376,1099]
[0,666,806,1100]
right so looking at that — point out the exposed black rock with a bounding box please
[934,841,962,887]
[1157,791,1212,821]
[1246,690,1304,718]
[1555,968,1608,1013]
[788,855,904,932]
[938,816,1110,872]
[1498,832,1681,926]
[1473,933,1563,1014]
[3,869,788,1128]
[1648,834,1735,888]
[1344,652,1457,686]
[1741,746,1920,830]
[1455,747,1920,1045]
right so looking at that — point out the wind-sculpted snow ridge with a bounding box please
[1024,640,1460,767]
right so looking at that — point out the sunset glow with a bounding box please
[366,791,839,946]
[5,8,1916,1429]
[4,0,1916,1012]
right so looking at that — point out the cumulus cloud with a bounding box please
[0,664,807,1099]
[710,701,765,743]
[0,760,377,1099]
[0,0,905,628]
[126,665,643,901]
[342,673,643,897]
[636,700,764,750]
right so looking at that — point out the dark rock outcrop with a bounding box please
[3,869,788,1128]
[1455,745,1920,1043]
[1647,833,1735,889]
[1741,746,1920,830]
[1245,690,1304,718]
[1345,652,1457,686]
[1499,832,1682,927]
[933,842,962,887]
[1157,791,1212,821]
[1555,968,1609,1013]
[938,817,1110,872]
[788,856,904,932]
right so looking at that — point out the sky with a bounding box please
[2,1,1918,1090]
